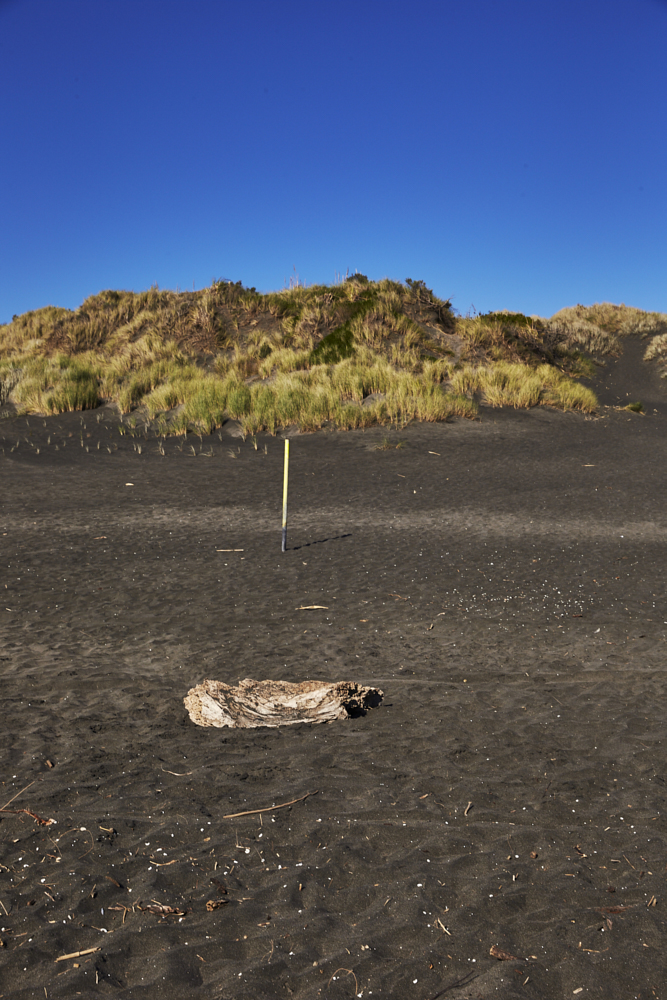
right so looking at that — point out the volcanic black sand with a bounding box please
[1,338,666,999]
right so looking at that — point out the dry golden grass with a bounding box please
[549,302,667,357]
[551,302,667,336]
[451,361,597,413]
[544,317,620,356]
[644,332,667,377]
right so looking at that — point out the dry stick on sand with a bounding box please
[1,780,36,810]
[136,901,186,917]
[223,790,318,820]
[0,807,55,826]
[0,780,55,826]
[55,947,101,963]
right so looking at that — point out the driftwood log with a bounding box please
[184,678,383,729]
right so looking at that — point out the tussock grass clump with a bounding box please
[544,378,598,412]
[231,364,476,437]
[551,302,667,338]
[11,355,101,413]
[457,310,598,380]
[644,333,667,377]
[548,302,667,357]
[451,362,597,413]
[0,362,22,405]
[544,316,620,356]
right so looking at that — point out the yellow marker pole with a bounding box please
[281,438,290,552]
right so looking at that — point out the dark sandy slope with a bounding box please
[0,338,666,999]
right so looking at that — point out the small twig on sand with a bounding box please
[0,780,36,811]
[1,781,54,824]
[490,944,519,960]
[263,938,275,963]
[464,801,473,816]
[55,946,100,963]
[223,790,318,820]
[78,829,95,858]
[328,968,358,995]
[160,767,197,776]
[108,905,132,923]
[136,901,186,917]
[0,808,55,826]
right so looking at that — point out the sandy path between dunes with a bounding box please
[0,393,666,999]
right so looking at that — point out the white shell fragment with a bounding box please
[184,678,383,729]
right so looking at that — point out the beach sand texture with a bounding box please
[1,340,666,998]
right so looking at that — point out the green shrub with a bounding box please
[310,324,355,364]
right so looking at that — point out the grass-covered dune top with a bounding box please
[1,276,666,434]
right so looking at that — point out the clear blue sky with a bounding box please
[1,0,666,322]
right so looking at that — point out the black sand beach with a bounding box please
[1,340,666,999]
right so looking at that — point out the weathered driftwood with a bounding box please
[184,678,383,729]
